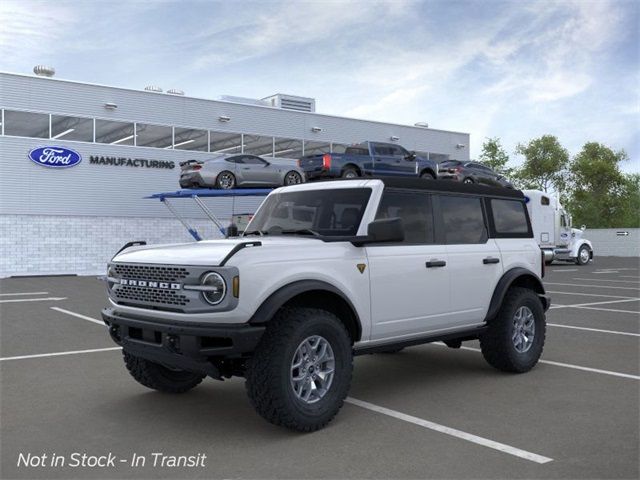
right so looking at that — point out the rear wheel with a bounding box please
[463,177,474,184]
[576,245,591,265]
[245,307,353,432]
[341,167,359,179]
[123,351,205,393]
[216,171,236,189]
[479,287,545,373]
[284,170,303,186]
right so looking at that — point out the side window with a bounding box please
[225,156,243,164]
[491,199,530,234]
[242,156,267,165]
[390,145,407,157]
[541,196,550,206]
[373,144,392,156]
[439,195,487,244]
[375,190,434,244]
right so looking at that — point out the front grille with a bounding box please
[115,285,190,307]
[113,264,189,282]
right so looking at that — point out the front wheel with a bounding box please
[420,171,436,180]
[463,177,474,184]
[216,171,236,189]
[123,352,205,393]
[576,245,591,265]
[245,307,353,432]
[284,170,303,186]
[479,287,546,373]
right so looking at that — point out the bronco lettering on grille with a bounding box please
[119,279,182,290]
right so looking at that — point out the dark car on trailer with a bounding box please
[438,160,514,188]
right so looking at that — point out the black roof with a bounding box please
[377,177,524,199]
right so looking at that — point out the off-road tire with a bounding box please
[245,307,353,432]
[341,167,359,179]
[123,351,205,393]
[479,287,546,373]
[576,245,590,266]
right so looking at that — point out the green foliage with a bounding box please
[514,135,570,193]
[566,142,637,228]
[479,137,511,174]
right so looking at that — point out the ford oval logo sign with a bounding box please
[28,146,82,168]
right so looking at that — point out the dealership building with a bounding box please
[0,70,470,277]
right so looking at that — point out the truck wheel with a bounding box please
[341,167,359,179]
[420,171,436,180]
[479,287,545,373]
[245,307,353,432]
[216,171,236,189]
[576,245,591,265]
[123,351,205,393]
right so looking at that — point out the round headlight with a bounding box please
[201,272,226,305]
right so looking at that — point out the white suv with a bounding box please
[102,178,550,431]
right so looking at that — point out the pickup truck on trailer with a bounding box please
[102,178,549,431]
[299,141,439,181]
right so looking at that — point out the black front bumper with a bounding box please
[102,308,265,378]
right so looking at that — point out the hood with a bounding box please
[571,227,584,240]
[112,236,320,266]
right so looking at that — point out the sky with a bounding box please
[1,0,638,172]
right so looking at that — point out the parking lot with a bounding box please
[1,257,638,479]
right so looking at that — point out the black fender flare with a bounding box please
[248,280,362,341]
[419,168,436,179]
[484,268,548,322]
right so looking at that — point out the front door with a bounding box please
[366,190,451,341]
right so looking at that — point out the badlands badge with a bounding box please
[356,263,366,274]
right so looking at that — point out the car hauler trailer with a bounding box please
[523,190,593,265]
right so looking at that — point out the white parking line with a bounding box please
[0,292,50,296]
[0,297,67,304]
[573,278,640,285]
[0,347,122,362]
[545,282,640,291]
[50,307,105,326]
[570,306,639,315]
[548,323,640,337]
[621,275,640,279]
[546,290,637,299]
[550,269,578,273]
[550,298,640,310]
[346,397,553,464]
[440,344,640,380]
[592,271,620,274]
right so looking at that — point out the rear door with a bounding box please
[371,143,397,176]
[367,189,451,341]
[435,194,503,326]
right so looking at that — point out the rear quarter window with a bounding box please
[490,199,531,236]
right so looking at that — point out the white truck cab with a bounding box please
[523,190,593,265]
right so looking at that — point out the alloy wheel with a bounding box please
[512,306,535,353]
[290,335,335,404]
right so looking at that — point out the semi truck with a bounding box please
[523,190,593,265]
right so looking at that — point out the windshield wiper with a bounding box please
[280,229,321,237]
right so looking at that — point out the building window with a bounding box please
[136,123,173,148]
[273,137,303,159]
[304,140,330,156]
[4,110,49,138]
[244,135,274,156]
[210,131,243,154]
[95,119,135,145]
[50,114,93,142]
[173,127,208,151]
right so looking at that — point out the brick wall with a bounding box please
[0,215,225,277]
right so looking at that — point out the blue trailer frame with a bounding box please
[146,188,272,241]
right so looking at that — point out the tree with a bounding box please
[514,135,569,193]
[566,142,635,228]
[479,137,511,175]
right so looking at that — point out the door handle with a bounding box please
[426,260,446,268]
[483,257,500,264]
[242,167,250,170]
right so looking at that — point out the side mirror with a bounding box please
[405,151,416,161]
[581,224,586,231]
[225,224,239,238]
[352,218,404,246]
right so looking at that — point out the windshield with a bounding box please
[244,188,372,237]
